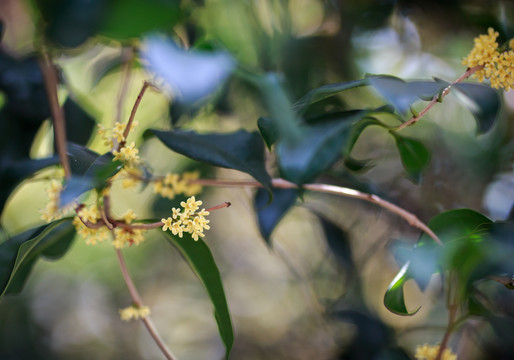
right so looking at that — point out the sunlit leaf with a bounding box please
[148,129,272,192]
[452,82,500,134]
[163,232,233,360]
[0,218,75,299]
[277,110,368,184]
[384,209,492,315]
[143,36,235,104]
[254,187,298,245]
[392,134,431,183]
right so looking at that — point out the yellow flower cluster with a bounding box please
[154,171,202,199]
[41,180,63,223]
[161,196,210,241]
[119,305,151,321]
[112,209,146,249]
[112,142,140,165]
[462,27,514,90]
[73,206,146,248]
[415,344,457,360]
[97,121,138,148]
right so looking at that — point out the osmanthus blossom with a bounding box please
[463,27,514,90]
[415,344,457,360]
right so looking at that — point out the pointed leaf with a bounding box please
[383,262,421,316]
[317,215,355,279]
[293,79,369,115]
[163,232,233,360]
[452,82,500,134]
[257,117,279,150]
[238,71,302,144]
[392,134,431,183]
[143,36,235,104]
[0,218,75,299]
[277,110,368,184]
[148,129,272,192]
[255,187,298,245]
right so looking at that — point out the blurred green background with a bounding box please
[1,0,514,359]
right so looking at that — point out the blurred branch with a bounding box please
[396,65,484,130]
[116,249,177,360]
[114,47,134,126]
[117,80,150,151]
[39,52,71,178]
[192,178,443,246]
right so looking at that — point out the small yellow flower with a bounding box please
[162,217,173,231]
[415,344,457,360]
[181,196,202,213]
[41,180,63,223]
[171,220,184,238]
[122,209,137,224]
[119,305,151,321]
[113,142,140,164]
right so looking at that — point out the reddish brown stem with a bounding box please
[117,81,150,151]
[39,52,71,178]
[396,65,484,130]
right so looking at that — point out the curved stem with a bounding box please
[396,65,484,131]
[191,178,443,246]
[116,249,177,360]
[118,81,149,151]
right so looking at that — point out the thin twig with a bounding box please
[396,65,484,131]
[39,52,71,178]
[190,178,443,246]
[115,249,176,360]
[118,81,150,151]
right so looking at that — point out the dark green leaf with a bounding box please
[63,98,96,146]
[368,75,447,114]
[392,134,431,183]
[237,71,302,144]
[147,129,272,192]
[0,218,75,299]
[99,0,182,40]
[67,142,102,176]
[292,79,369,115]
[163,232,233,360]
[452,82,501,134]
[317,215,355,279]
[255,187,298,245]
[346,117,388,155]
[277,110,368,184]
[257,117,278,150]
[344,156,373,173]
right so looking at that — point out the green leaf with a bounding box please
[257,117,279,150]
[237,71,302,144]
[368,75,447,114]
[0,218,75,299]
[99,0,182,40]
[392,134,431,183]
[0,156,58,215]
[383,262,421,316]
[384,209,492,315]
[277,110,368,185]
[346,117,388,155]
[163,232,233,360]
[254,187,298,245]
[452,82,500,134]
[147,129,272,192]
[62,145,122,206]
[292,79,369,115]
[63,98,96,146]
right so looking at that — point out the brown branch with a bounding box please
[396,65,484,131]
[115,249,176,360]
[39,52,71,178]
[117,81,150,151]
[190,178,443,246]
